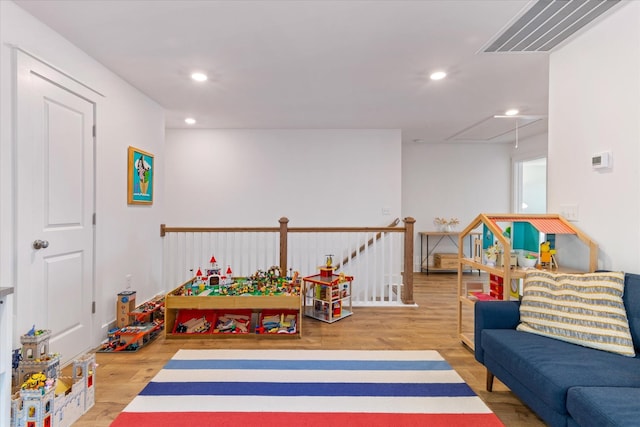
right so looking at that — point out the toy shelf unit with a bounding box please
[456,213,598,350]
[99,294,165,352]
[164,276,302,338]
[303,267,354,323]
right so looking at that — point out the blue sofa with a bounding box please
[474,272,640,427]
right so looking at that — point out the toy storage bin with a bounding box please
[171,309,216,334]
[489,274,504,300]
[434,253,458,269]
[212,309,252,334]
[258,309,299,335]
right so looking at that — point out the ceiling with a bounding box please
[12,0,622,144]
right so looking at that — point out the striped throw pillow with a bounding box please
[517,270,635,357]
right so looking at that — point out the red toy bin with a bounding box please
[172,309,217,334]
[212,309,252,334]
[258,309,299,335]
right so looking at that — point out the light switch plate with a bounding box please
[559,204,579,221]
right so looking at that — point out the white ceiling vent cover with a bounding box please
[484,0,621,52]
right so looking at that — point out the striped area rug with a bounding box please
[111,349,503,427]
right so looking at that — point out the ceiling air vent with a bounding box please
[484,0,621,52]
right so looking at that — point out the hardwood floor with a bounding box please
[71,273,545,426]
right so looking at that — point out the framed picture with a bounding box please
[127,146,154,205]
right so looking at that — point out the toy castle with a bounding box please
[11,328,96,427]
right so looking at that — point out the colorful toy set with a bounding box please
[10,328,96,427]
[170,256,301,299]
[165,257,303,338]
[214,312,251,334]
[302,255,354,324]
[176,316,211,333]
[99,294,164,352]
[257,311,298,334]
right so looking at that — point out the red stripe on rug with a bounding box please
[111,411,504,426]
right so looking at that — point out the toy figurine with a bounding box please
[325,254,333,268]
[485,243,499,267]
[539,241,558,269]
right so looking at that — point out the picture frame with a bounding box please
[127,146,154,205]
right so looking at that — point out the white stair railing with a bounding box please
[160,218,415,306]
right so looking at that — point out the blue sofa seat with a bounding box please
[475,272,640,427]
[567,387,640,427]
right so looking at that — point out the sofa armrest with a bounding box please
[474,300,521,364]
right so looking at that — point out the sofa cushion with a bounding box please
[517,270,635,357]
[567,387,640,427]
[481,329,640,415]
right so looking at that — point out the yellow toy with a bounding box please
[539,241,558,269]
[22,372,47,390]
[325,254,333,268]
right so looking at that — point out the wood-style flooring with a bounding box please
[71,273,545,426]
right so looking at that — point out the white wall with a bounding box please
[0,2,165,348]
[548,2,640,271]
[164,129,401,227]
[511,132,548,166]
[165,130,516,272]
[402,142,512,267]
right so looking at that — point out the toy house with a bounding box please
[456,213,598,349]
[197,256,233,288]
[11,329,96,427]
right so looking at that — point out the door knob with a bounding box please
[33,240,49,250]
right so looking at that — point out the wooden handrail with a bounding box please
[160,224,407,237]
[160,223,278,237]
[334,218,401,271]
[288,226,405,233]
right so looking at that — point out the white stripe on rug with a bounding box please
[124,395,494,414]
[151,368,465,383]
[171,349,444,361]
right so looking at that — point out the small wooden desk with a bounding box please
[419,231,481,274]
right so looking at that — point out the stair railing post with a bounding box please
[402,217,415,305]
[279,217,289,275]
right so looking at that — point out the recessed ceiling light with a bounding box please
[185,118,196,125]
[505,109,519,116]
[191,72,208,82]
[430,71,447,81]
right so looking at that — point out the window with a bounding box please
[514,157,546,214]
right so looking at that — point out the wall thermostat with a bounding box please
[592,151,611,169]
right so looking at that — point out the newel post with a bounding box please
[402,217,415,305]
[279,217,289,275]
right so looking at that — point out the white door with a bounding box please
[15,51,96,363]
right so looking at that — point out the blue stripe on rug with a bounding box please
[139,381,476,397]
[164,359,451,371]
